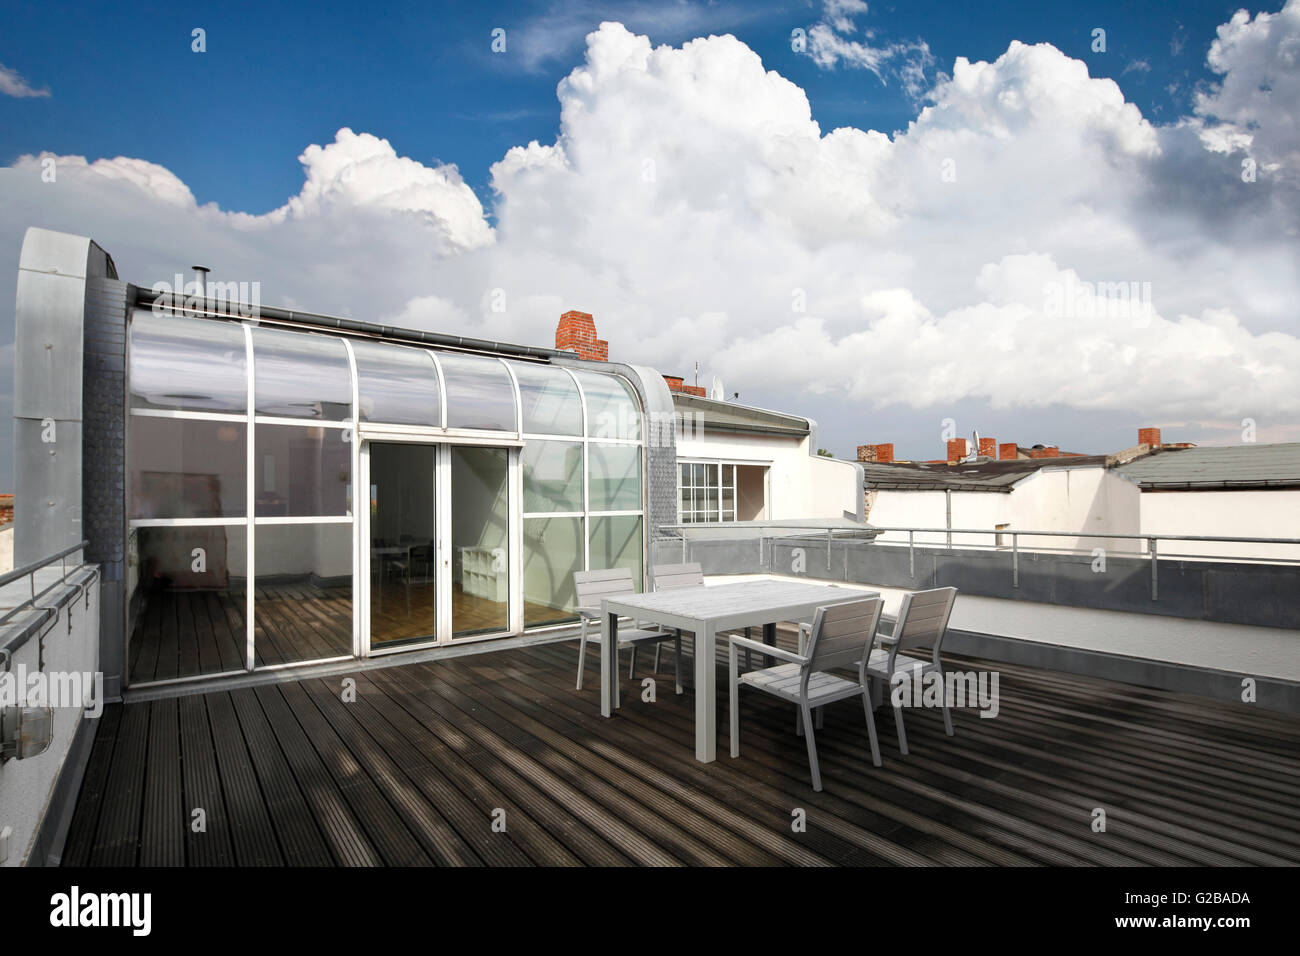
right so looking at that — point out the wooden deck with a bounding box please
[72,630,1300,866]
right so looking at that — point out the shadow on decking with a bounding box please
[67,628,1300,866]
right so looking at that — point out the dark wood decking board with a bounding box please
[69,630,1300,867]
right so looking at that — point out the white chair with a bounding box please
[574,569,681,703]
[728,597,884,791]
[650,562,703,674]
[865,587,959,755]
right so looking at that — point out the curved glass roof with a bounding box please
[128,310,643,437]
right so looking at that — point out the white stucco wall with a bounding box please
[0,527,12,574]
[866,466,1143,555]
[677,430,862,522]
[1139,489,1300,562]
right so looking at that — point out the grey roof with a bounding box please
[671,392,810,437]
[862,455,1110,492]
[1115,443,1300,489]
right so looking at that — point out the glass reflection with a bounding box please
[521,440,583,513]
[129,310,247,412]
[354,340,441,426]
[588,444,642,512]
[573,370,641,440]
[438,352,517,430]
[253,327,352,420]
[512,362,582,435]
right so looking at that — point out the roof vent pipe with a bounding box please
[191,265,210,301]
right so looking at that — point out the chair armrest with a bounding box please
[576,606,601,619]
[728,635,807,666]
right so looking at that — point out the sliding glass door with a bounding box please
[368,442,439,647]
[363,440,515,651]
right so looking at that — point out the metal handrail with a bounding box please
[0,540,94,660]
[658,523,1300,602]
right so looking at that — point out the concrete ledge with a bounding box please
[942,628,1300,715]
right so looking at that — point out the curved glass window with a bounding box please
[512,362,582,436]
[253,327,351,420]
[438,352,517,430]
[354,340,441,426]
[573,370,641,441]
[129,311,247,412]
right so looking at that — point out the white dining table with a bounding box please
[599,579,877,762]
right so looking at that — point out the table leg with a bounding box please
[601,610,619,717]
[695,623,717,762]
[762,621,777,669]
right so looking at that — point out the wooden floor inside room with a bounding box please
[127,582,576,685]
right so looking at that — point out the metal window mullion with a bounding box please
[242,323,256,672]
[563,367,592,572]
[427,350,448,430]
[130,408,248,422]
[341,338,361,658]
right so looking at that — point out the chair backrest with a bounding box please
[653,562,703,591]
[889,587,958,663]
[805,598,883,674]
[574,567,637,608]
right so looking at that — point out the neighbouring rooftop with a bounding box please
[1115,442,1300,490]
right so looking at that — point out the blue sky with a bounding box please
[2,0,1298,490]
[1,0,1236,214]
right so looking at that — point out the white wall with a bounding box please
[677,429,861,522]
[1011,467,1142,554]
[1140,489,1300,562]
[0,527,12,574]
[865,466,1143,555]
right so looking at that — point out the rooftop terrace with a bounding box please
[64,625,1300,866]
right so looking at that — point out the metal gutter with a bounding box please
[132,287,567,362]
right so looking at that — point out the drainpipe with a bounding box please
[945,489,952,549]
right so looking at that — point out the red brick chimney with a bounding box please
[1138,427,1162,448]
[1028,446,1060,459]
[556,310,608,362]
[978,437,996,458]
[0,493,12,527]
[662,374,705,397]
[998,442,1018,461]
[946,438,967,464]
[857,443,894,463]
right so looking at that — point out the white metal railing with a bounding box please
[0,540,97,666]
[657,523,1300,602]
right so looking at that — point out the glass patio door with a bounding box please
[367,441,439,648]
[363,440,516,652]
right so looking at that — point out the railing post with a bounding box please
[827,528,832,571]
[1012,533,1019,589]
[1149,537,1158,601]
[908,530,915,578]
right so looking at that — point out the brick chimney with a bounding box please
[1028,446,1060,459]
[556,310,608,362]
[662,374,706,397]
[1138,426,1162,448]
[978,437,996,459]
[857,443,894,463]
[946,438,967,464]
[998,442,1018,461]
